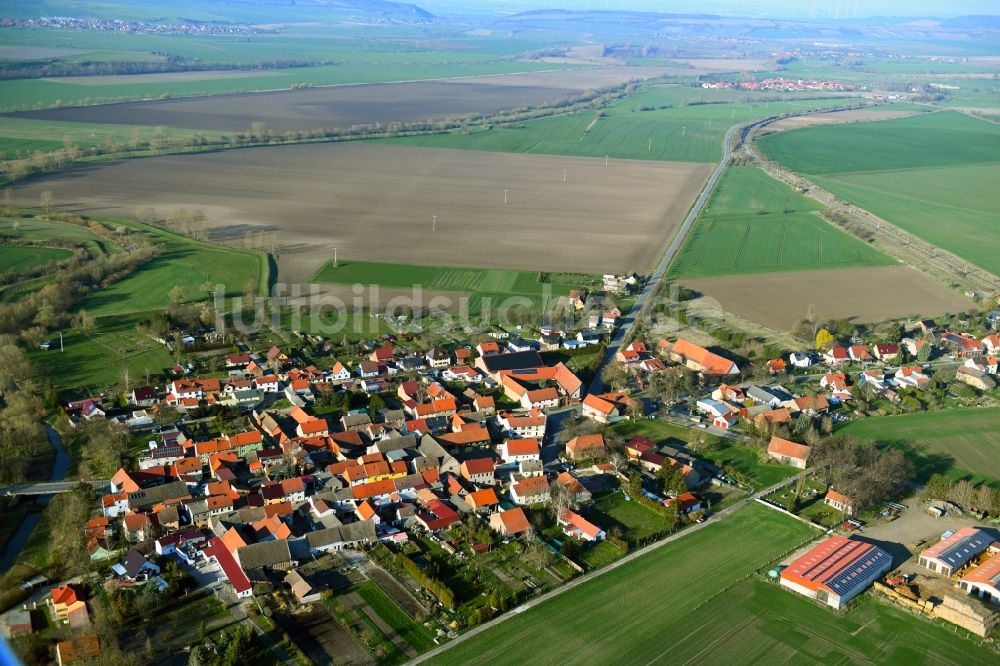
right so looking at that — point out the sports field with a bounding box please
[758,112,1000,275]
[382,84,861,163]
[841,407,1000,484]
[0,244,72,273]
[668,167,893,278]
[427,504,817,665]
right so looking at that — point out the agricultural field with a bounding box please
[0,117,229,159]
[0,244,71,273]
[841,407,1000,485]
[5,66,674,132]
[427,504,817,665]
[638,577,1000,665]
[668,167,894,278]
[12,143,712,278]
[382,83,864,163]
[679,266,972,333]
[764,107,920,131]
[758,112,1000,275]
[311,261,588,314]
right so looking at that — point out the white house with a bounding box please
[498,438,541,464]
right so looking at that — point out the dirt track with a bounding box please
[16,142,711,278]
[7,66,679,132]
[679,266,972,331]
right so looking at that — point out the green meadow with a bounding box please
[381,84,863,163]
[0,244,71,273]
[841,407,1000,485]
[758,111,1000,275]
[668,167,893,278]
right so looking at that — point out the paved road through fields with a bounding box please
[589,120,754,395]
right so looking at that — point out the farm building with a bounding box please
[959,547,1000,605]
[823,489,854,516]
[918,527,993,576]
[780,536,892,609]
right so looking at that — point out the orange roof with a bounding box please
[559,509,602,539]
[51,584,79,606]
[352,479,397,500]
[467,488,499,508]
[221,526,247,553]
[767,437,810,461]
[582,393,616,415]
[357,500,377,521]
[566,433,606,454]
[299,420,328,435]
[505,438,540,455]
[497,507,531,534]
[825,488,851,505]
[264,501,293,518]
[960,549,1000,586]
[512,475,550,498]
[437,425,490,446]
[664,338,737,375]
[461,458,495,476]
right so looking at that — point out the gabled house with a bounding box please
[822,346,849,366]
[848,345,872,363]
[489,507,531,537]
[460,458,495,485]
[767,437,810,469]
[658,339,738,376]
[499,438,541,464]
[824,488,854,515]
[566,434,606,461]
[558,509,604,542]
[510,476,550,505]
[872,344,900,362]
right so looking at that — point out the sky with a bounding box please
[419,0,1000,18]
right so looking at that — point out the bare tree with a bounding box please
[40,190,53,212]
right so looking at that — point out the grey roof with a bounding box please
[237,539,292,570]
[374,434,417,454]
[342,413,373,428]
[479,351,544,373]
[128,480,190,509]
[825,544,893,602]
[305,520,377,549]
[122,549,152,578]
[936,529,992,569]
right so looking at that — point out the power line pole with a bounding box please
[432,215,437,232]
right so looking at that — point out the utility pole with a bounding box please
[432,215,437,232]
[59,331,63,352]
[333,247,337,268]
[504,189,508,205]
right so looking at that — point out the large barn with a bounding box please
[780,536,892,609]
[918,527,993,576]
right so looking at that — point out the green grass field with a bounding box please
[642,577,999,665]
[75,218,265,317]
[668,167,893,278]
[0,244,71,273]
[584,492,673,545]
[757,111,1000,174]
[428,504,817,665]
[311,260,588,315]
[380,84,863,163]
[841,407,1000,484]
[758,111,1000,275]
[28,311,176,392]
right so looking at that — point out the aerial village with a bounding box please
[6,281,1000,661]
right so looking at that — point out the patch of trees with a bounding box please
[0,241,161,343]
[0,57,322,82]
[808,436,912,513]
[925,475,1000,515]
[396,553,456,608]
[0,342,52,484]
[60,419,130,480]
